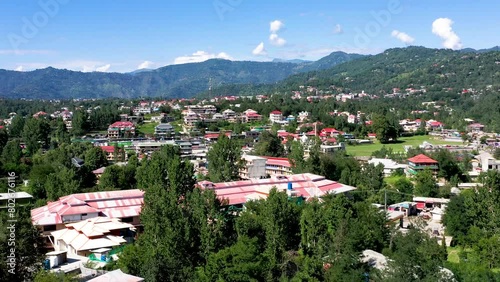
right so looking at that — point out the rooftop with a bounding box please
[408,154,438,164]
[31,189,144,226]
[197,173,356,205]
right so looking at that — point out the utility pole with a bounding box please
[384,188,387,211]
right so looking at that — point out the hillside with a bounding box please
[208,46,499,96]
[0,52,363,99]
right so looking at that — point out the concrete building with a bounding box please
[107,122,135,139]
[197,173,356,206]
[51,217,135,257]
[269,110,283,123]
[405,154,439,177]
[31,189,144,248]
[240,155,267,179]
[368,158,408,176]
[154,123,174,137]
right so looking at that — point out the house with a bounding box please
[368,158,408,176]
[155,123,174,137]
[197,173,356,206]
[405,154,439,176]
[100,146,115,161]
[477,151,500,172]
[0,192,32,209]
[269,110,283,123]
[87,269,144,282]
[31,189,144,248]
[413,196,450,211]
[222,109,237,122]
[297,111,309,123]
[240,155,267,179]
[51,217,135,257]
[264,157,293,176]
[320,128,341,137]
[107,122,135,139]
[467,123,485,132]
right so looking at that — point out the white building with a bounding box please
[269,110,283,123]
[240,155,267,179]
[368,158,408,176]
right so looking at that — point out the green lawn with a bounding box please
[346,135,460,157]
[384,175,406,186]
[447,246,461,264]
[137,122,159,135]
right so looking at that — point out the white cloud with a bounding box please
[14,65,24,72]
[173,51,233,64]
[138,60,155,69]
[270,20,284,33]
[391,30,415,44]
[95,64,111,72]
[432,18,462,50]
[252,42,267,56]
[333,24,343,34]
[269,33,286,46]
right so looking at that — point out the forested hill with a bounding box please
[276,46,500,93]
[0,51,363,100]
[204,46,500,97]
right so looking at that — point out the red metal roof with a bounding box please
[197,173,356,205]
[100,146,115,153]
[270,110,282,115]
[264,157,291,168]
[31,189,144,226]
[408,154,438,164]
[109,121,134,128]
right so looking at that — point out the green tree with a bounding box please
[414,169,438,197]
[84,147,109,171]
[0,129,8,153]
[372,113,401,144]
[22,118,51,156]
[45,167,81,200]
[53,119,71,146]
[253,131,285,157]
[207,134,242,182]
[494,148,500,160]
[382,228,448,281]
[2,140,22,165]
[196,236,267,282]
[8,115,25,138]
[71,110,89,136]
[288,140,308,173]
[0,206,45,282]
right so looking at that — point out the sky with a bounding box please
[0,0,498,73]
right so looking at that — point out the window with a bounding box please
[122,217,133,223]
[44,225,56,231]
[81,213,87,216]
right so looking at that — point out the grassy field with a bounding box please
[137,122,159,135]
[346,135,460,157]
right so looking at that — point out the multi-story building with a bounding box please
[155,123,174,137]
[405,154,439,176]
[269,110,283,123]
[51,217,135,257]
[107,121,135,139]
[264,157,293,176]
[31,189,144,249]
[240,155,267,179]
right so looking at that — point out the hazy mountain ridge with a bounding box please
[0,52,364,99]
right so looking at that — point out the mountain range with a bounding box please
[0,47,498,100]
[0,51,364,99]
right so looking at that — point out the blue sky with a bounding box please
[0,0,498,72]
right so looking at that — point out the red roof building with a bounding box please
[108,121,135,139]
[197,173,356,206]
[31,189,144,234]
[406,154,439,176]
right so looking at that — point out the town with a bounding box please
[1,82,500,280]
